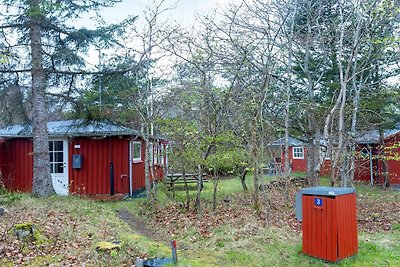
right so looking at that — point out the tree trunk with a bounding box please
[306,140,315,182]
[194,164,203,214]
[284,0,298,180]
[29,0,54,197]
[240,166,248,191]
[316,89,342,180]
[302,1,321,185]
[379,129,389,187]
[183,170,190,211]
[250,116,260,207]
[144,135,154,206]
[333,2,363,186]
[212,168,219,211]
[333,79,347,186]
[348,76,362,185]
[149,143,157,204]
[253,162,259,207]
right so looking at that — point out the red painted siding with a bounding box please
[0,140,3,169]
[69,137,136,195]
[384,135,400,185]
[388,161,400,184]
[280,146,331,175]
[354,138,400,185]
[320,160,331,176]
[302,193,357,262]
[0,138,33,192]
[132,138,146,191]
[302,195,337,260]
[0,136,157,194]
[336,193,358,260]
[354,156,370,182]
[290,146,308,172]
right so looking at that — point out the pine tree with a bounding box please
[0,0,135,196]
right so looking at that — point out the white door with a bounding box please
[49,139,69,195]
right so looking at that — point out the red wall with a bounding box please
[132,138,146,191]
[0,140,3,185]
[353,145,380,183]
[68,137,138,195]
[320,160,331,176]
[290,146,308,172]
[354,156,370,182]
[383,135,400,185]
[0,140,3,170]
[0,138,33,192]
[354,138,400,185]
[281,146,330,175]
[0,136,154,194]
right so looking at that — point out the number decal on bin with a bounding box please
[314,197,323,207]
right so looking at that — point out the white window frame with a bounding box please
[153,143,160,164]
[157,144,162,164]
[321,147,331,160]
[149,143,154,164]
[293,146,304,159]
[132,141,142,162]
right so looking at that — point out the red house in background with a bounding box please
[269,137,331,176]
[271,129,400,186]
[355,129,400,186]
[0,120,167,196]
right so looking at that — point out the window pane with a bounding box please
[49,141,54,151]
[55,163,64,173]
[133,143,141,160]
[293,147,303,158]
[55,152,63,162]
[54,141,63,151]
[50,163,54,174]
[149,143,153,163]
[50,152,54,163]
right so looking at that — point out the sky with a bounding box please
[76,0,242,72]
[79,0,241,29]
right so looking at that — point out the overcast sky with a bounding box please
[75,0,242,71]
[78,0,241,28]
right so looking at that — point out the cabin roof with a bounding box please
[355,129,400,144]
[0,120,141,138]
[270,136,305,146]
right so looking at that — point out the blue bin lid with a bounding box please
[295,186,355,222]
[300,186,355,197]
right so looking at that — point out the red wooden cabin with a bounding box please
[271,129,400,186]
[0,120,167,196]
[270,137,331,175]
[355,129,400,185]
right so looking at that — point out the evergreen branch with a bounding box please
[0,23,25,29]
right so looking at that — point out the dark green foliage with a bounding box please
[0,0,137,113]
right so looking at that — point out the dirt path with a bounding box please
[117,209,163,241]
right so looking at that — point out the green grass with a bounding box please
[161,172,281,204]
[173,226,400,267]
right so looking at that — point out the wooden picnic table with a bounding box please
[163,173,208,187]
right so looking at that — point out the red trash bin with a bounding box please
[296,187,358,262]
